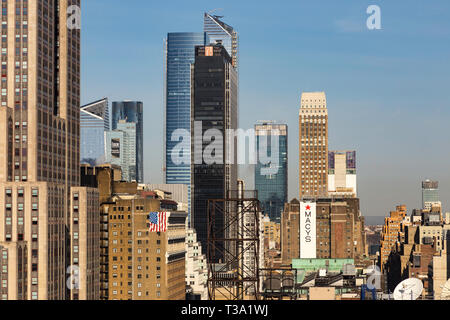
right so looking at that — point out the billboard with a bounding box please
[300,201,316,259]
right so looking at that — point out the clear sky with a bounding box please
[81,0,450,224]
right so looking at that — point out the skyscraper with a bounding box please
[328,150,357,197]
[204,12,239,69]
[0,0,100,300]
[191,44,238,255]
[164,32,209,221]
[111,101,143,183]
[422,180,440,211]
[255,122,288,222]
[299,92,328,198]
[105,120,137,182]
[80,98,109,166]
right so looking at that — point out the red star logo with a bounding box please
[306,205,311,210]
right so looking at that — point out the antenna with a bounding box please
[440,278,450,300]
[393,278,423,300]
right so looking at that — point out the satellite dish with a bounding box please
[441,278,450,300]
[393,278,423,300]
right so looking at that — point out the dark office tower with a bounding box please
[0,1,100,300]
[255,122,288,223]
[191,45,238,258]
[204,13,238,69]
[165,33,209,224]
[80,98,109,166]
[111,101,143,183]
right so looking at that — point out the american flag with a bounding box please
[148,212,167,232]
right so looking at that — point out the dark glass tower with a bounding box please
[255,122,288,222]
[111,101,144,183]
[191,45,238,257]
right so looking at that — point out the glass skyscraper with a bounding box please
[80,98,110,166]
[165,32,209,222]
[422,180,440,211]
[255,122,288,222]
[204,13,239,69]
[105,120,137,182]
[111,101,143,183]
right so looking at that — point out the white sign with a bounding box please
[300,202,316,259]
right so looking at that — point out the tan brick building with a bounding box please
[379,205,407,271]
[0,1,101,300]
[281,198,365,265]
[81,164,187,300]
[299,92,328,198]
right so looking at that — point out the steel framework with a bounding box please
[207,190,261,300]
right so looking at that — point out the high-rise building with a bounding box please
[0,0,100,300]
[80,98,109,166]
[191,44,238,255]
[204,13,238,69]
[328,151,357,197]
[281,197,365,265]
[103,196,187,300]
[185,228,208,300]
[422,180,440,212]
[164,32,209,222]
[379,205,407,272]
[255,122,288,222]
[111,101,143,183]
[299,92,328,198]
[105,120,137,182]
[80,165,188,300]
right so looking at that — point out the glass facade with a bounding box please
[165,32,209,222]
[255,123,288,222]
[191,45,238,259]
[422,180,439,208]
[105,121,137,182]
[80,98,109,166]
[111,101,143,183]
[204,13,238,69]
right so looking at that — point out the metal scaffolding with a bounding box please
[207,190,261,300]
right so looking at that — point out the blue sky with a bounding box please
[81,0,450,224]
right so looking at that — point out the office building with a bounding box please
[80,98,109,166]
[379,205,408,272]
[185,228,208,300]
[69,187,101,300]
[422,180,441,212]
[165,32,210,220]
[299,92,328,198]
[0,0,100,300]
[281,198,365,265]
[111,101,143,183]
[204,12,238,69]
[103,196,187,300]
[328,151,357,197]
[190,44,238,255]
[255,122,288,222]
[81,165,187,300]
[105,120,137,182]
